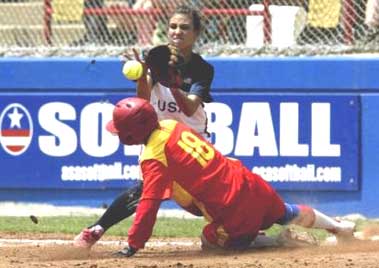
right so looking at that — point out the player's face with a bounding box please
[168,14,198,51]
[119,132,141,145]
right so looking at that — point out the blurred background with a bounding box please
[0,0,377,57]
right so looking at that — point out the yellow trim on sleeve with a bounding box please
[172,182,213,223]
[140,120,178,167]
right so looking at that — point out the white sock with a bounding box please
[311,209,339,230]
[91,224,104,232]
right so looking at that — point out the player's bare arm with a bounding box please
[136,74,153,101]
[169,89,202,116]
[128,48,154,101]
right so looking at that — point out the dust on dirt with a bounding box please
[1,232,379,268]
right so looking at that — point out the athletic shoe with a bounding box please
[277,228,319,247]
[249,232,281,248]
[201,231,283,250]
[327,219,356,242]
[73,225,104,249]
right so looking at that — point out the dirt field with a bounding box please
[1,232,379,268]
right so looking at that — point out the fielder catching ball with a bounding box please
[74,5,214,251]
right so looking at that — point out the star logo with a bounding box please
[8,107,24,128]
[0,103,33,156]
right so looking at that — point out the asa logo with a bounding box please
[0,103,33,156]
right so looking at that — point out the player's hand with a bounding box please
[167,44,184,67]
[121,48,148,79]
[121,48,146,63]
[114,246,138,257]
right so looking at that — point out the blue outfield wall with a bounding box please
[0,56,379,217]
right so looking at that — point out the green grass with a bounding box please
[0,216,206,237]
[0,216,377,240]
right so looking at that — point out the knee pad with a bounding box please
[276,203,300,225]
[277,204,315,227]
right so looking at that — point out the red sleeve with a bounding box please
[127,199,160,249]
[127,159,171,249]
[140,159,172,200]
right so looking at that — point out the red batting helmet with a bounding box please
[106,97,158,145]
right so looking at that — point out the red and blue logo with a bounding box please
[0,103,33,156]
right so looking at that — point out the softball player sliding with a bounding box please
[104,97,355,257]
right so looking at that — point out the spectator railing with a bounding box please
[43,0,355,47]
[43,0,271,46]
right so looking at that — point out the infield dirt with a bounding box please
[1,232,379,268]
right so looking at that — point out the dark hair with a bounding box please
[172,5,202,33]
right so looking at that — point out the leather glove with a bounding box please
[145,44,184,88]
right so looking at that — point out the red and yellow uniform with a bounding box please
[127,119,285,249]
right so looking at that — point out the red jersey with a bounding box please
[128,119,285,249]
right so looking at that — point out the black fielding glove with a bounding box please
[145,44,184,88]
